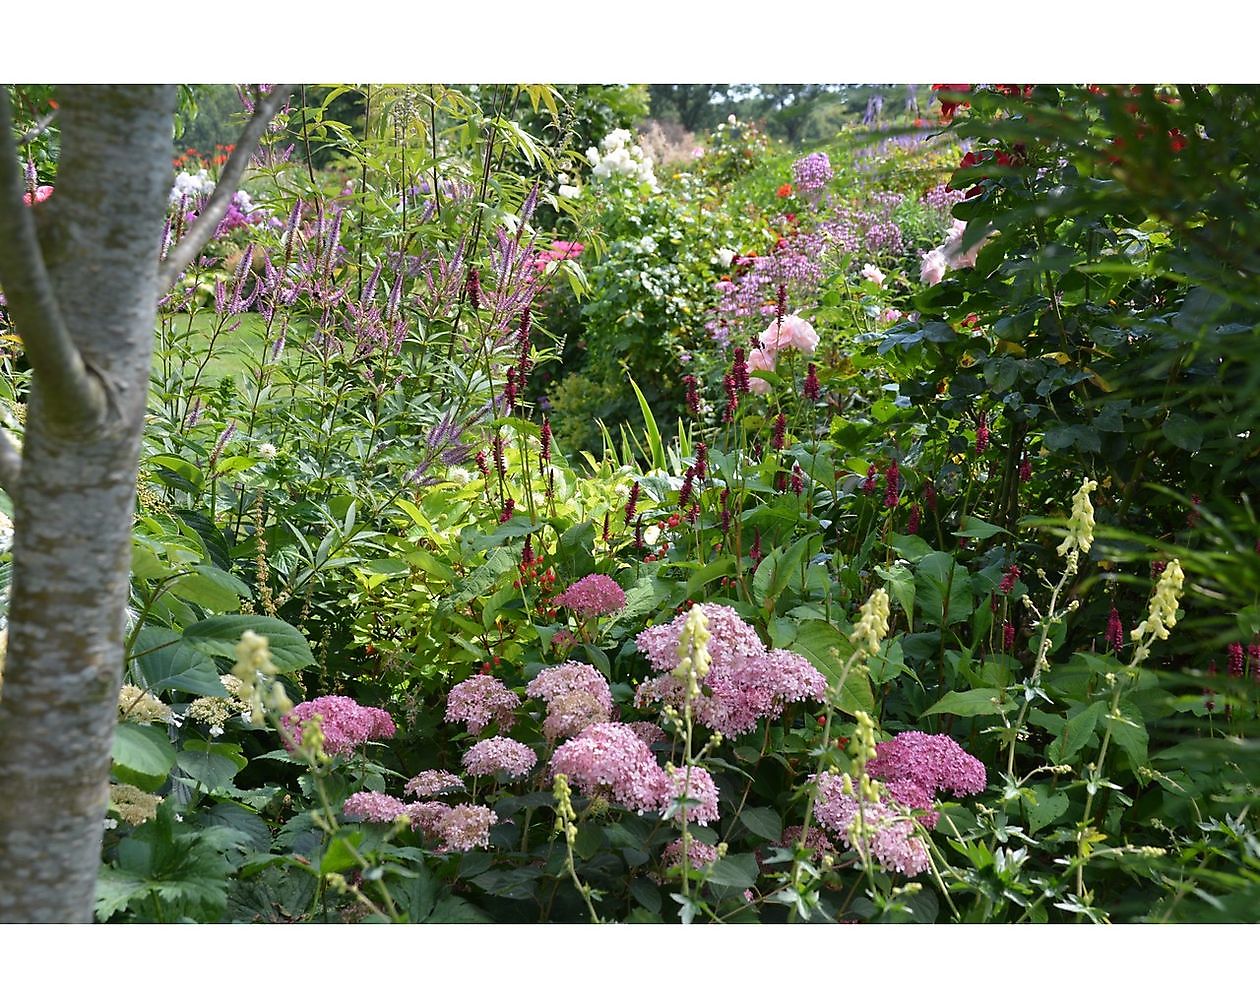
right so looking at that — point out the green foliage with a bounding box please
[6,83,1258,925]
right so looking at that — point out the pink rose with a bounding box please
[748,346,777,394]
[919,248,948,286]
[860,263,886,286]
[942,220,986,270]
[759,314,819,355]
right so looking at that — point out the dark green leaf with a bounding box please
[113,722,177,789]
[922,688,1013,718]
[705,852,759,890]
[182,615,314,674]
[738,806,783,842]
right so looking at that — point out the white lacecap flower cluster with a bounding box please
[170,169,215,204]
[585,128,658,190]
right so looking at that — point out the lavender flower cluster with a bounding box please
[818,192,905,258]
[706,229,827,347]
[792,151,834,193]
[920,181,967,216]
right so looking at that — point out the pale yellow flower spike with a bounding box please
[1057,477,1098,557]
[850,588,891,657]
[673,605,712,699]
[1130,559,1186,664]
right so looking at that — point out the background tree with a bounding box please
[0,83,288,922]
[647,85,733,133]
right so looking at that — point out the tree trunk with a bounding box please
[0,85,176,921]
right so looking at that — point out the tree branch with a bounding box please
[157,86,293,292]
[0,88,105,433]
[0,429,20,497]
[17,109,56,147]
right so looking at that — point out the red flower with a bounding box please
[932,84,972,121]
[1168,128,1187,153]
[776,183,793,198]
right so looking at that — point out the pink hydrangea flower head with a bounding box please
[527,661,613,710]
[867,731,987,801]
[462,736,537,779]
[555,573,626,617]
[664,765,720,825]
[403,800,451,835]
[626,721,668,747]
[436,804,498,851]
[742,649,827,707]
[404,770,464,798]
[811,773,929,876]
[759,314,819,354]
[550,722,671,815]
[368,707,397,739]
[634,671,728,733]
[444,674,520,734]
[635,645,824,739]
[282,695,397,756]
[662,838,720,870]
[343,790,407,823]
[542,690,614,742]
[636,603,765,677]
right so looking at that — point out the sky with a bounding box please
[10,1,1256,83]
